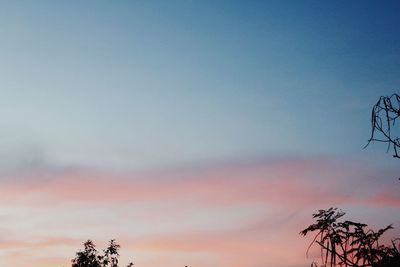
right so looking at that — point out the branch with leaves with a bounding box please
[300,208,400,267]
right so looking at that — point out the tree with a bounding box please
[365,93,400,159]
[301,94,400,267]
[71,240,134,267]
[300,208,400,267]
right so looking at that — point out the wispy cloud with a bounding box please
[0,156,398,267]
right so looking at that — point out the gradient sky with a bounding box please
[0,1,399,267]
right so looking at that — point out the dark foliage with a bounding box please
[71,240,133,267]
[300,208,400,267]
[365,93,400,159]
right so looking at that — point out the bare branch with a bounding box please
[365,93,400,159]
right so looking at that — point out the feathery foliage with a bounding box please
[300,208,400,267]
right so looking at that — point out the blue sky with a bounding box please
[0,1,399,169]
[0,2,399,266]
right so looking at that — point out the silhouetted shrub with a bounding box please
[71,239,133,267]
[300,208,400,267]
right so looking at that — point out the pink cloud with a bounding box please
[0,156,366,209]
[120,217,310,267]
[0,156,398,267]
[367,192,400,207]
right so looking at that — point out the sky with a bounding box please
[0,1,399,267]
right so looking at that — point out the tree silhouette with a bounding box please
[71,239,133,267]
[365,93,400,159]
[300,208,400,267]
[301,94,400,266]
